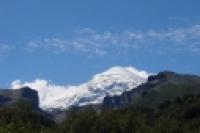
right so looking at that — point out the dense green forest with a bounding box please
[1,94,200,133]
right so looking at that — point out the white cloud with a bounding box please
[0,44,14,52]
[11,79,77,108]
[126,66,150,78]
[24,24,200,56]
[1,25,200,57]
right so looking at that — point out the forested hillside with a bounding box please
[1,94,200,133]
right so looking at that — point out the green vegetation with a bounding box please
[61,94,200,133]
[0,100,55,133]
[1,94,200,133]
[132,83,200,108]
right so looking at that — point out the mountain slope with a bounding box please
[44,67,149,110]
[103,71,200,108]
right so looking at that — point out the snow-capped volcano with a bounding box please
[11,66,149,110]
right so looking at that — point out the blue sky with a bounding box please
[0,0,200,87]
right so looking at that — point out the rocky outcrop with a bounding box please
[0,87,39,110]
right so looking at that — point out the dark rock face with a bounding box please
[103,71,200,108]
[0,87,39,110]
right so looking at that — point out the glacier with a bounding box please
[11,66,149,110]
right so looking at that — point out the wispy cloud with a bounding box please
[0,44,15,56]
[23,24,200,56]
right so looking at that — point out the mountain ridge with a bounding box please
[9,68,200,113]
[11,66,149,110]
[103,71,200,108]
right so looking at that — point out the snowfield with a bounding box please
[11,66,149,110]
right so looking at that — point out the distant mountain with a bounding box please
[103,71,200,108]
[0,87,39,110]
[2,70,200,132]
[2,72,200,132]
[11,66,149,111]
[43,67,149,110]
[10,67,200,113]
